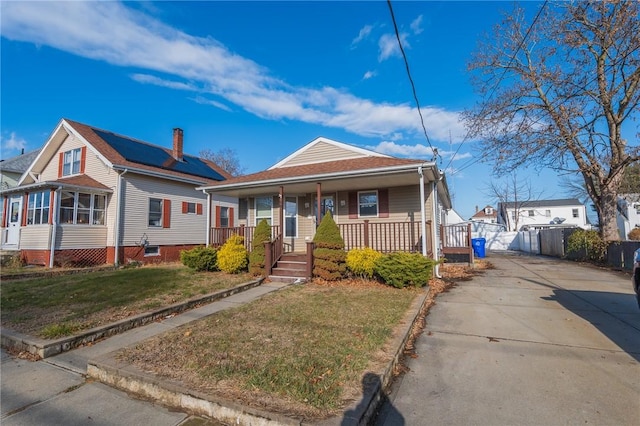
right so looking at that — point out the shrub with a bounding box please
[346,247,383,279]
[180,246,219,272]
[566,229,607,262]
[217,235,248,273]
[249,219,271,276]
[628,227,640,241]
[375,252,435,289]
[312,212,346,281]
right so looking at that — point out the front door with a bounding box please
[315,195,335,224]
[5,195,22,246]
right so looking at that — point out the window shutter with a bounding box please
[379,189,389,218]
[182,201,188,214]
[80,146,87,174]
[1,197,7,227]
[162,199,171,228]
[58,152,64,177]
[215,205,221,227]
[196,203,203,215]
[49,190,55,224]
[348,192,358,219]
[22,193,29,226]
[229,207,234,227]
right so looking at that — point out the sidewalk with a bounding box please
[1,281,289,425]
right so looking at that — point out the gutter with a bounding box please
[204,190,211,246]
[111,165,208,186]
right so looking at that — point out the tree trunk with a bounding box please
[598,187,620,242]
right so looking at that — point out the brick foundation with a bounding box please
[21,249,50,266]
[116,244,202,265]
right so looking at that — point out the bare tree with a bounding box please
[199,147,246,177]
[465,0,640,241]
[485,173,543,231]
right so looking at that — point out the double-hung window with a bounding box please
[358,191,378,217]
[149,199,163,227]
[572,208,579,218]
[62,148,82,176]
[285,197,297,237]
[255,196,272,225]
[27,191,50,225]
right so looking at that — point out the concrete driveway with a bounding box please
[376,252,640,426]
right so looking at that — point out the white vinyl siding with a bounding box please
[55,226,108,249]
[120,174,206,246]
[19,226,52,250]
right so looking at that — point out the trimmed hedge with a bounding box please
[346,247,383,279]
[217,235,249,274]
[249,219,271,276]
[375,252,434,288]
[180,246,219,272]
[313,212,346,281]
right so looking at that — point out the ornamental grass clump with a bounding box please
[180,246,219,272]
[249,219,271,276]
[312,212,346,281]
[375,252,434,288]
[217,235,248,274]
[346,247,383,279]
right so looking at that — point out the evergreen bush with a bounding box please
[249,219,271,276]
[180,246,219,272]
[312,212,346,281]
[346,247,383,279]
[217,235,249,273]
[566,229,607,262]
[375,252,434,288]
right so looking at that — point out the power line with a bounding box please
[386,0,439,163]
[444,0,549,176]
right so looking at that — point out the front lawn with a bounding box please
[0,264,251,338]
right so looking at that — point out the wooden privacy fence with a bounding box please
[338,220,427,253]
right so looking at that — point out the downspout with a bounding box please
[418,166,428,257]
[432,179,442,278]
[204,191,211,246]
[48,186,62,268]
[114,169,128,267]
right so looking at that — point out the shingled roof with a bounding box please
[0,149,41,173]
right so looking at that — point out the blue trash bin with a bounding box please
[471,237,486,258]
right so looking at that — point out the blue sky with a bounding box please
[1,0,580,219]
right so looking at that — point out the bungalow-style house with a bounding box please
[199,137,455,279]
[0,119,230,267]
[1,149,41,190]
[470,205,497,223]
[497,198,590,231]
[617,194,640,240]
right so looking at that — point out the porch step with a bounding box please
[269,252,308,283]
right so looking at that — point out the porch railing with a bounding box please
[440,223,473,261]
[210,225,280,251]
[264,233,283,275]
[338,220,429,254]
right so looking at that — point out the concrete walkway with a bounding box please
[1,282,288,425]
[376,253,640,425]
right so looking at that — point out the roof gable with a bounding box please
[0,149,41,174]
[269,137,389,169]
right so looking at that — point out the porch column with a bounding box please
[316,182,322,226]
[279,186,284,253]
[205,191,211,247]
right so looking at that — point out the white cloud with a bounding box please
[410,15,424,35]
[366,141,473,162]
[1,132,27,155]
[351,24,373,47]
[0,2,467,141]
[378,33,409,62]
[363,70,376,80]
[191,96,232,112]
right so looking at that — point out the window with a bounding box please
[572,208,579,218]
[186,202,196,214]
[27,191,50,225]
[220,206,230,228]
[528,210,535,217]
[634,203,640,214]
[144,246,160,256]
[359,191,378,217]
[60,191,106,225]
[545,210,551,217]
[285,197,297,237]
[255,196,272,225]
[149,198,163,227]
[485,207,493,214]
[62,148,82,176]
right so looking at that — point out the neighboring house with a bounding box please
[1,149,41,190]
[497,198,589,231]
[445,208,466,224]
[617,193,640,240]
[0,119,230,267]
[470,205,497,223]
[198,137,454,279]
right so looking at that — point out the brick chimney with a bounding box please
[173,128,183,161]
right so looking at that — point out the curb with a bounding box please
[87,286,431,426]
[0,278,264,359]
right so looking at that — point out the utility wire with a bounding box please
[444,0,548,176]
[386,0,439,163]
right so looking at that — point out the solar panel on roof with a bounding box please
[94,130,225,181]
